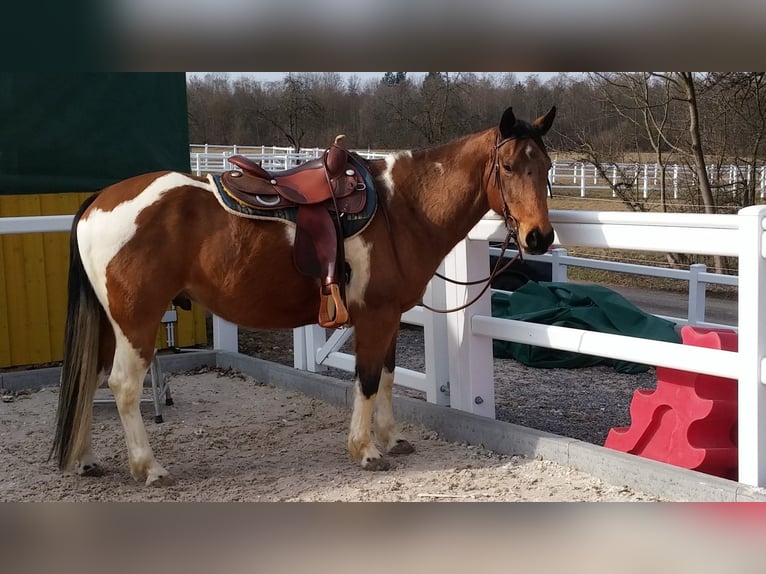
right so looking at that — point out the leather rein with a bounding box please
[421,132,549,315]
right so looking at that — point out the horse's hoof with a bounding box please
[362,456,391,471]
[77,463,106,477]
[389,439,415,455]
[145,472,175,487]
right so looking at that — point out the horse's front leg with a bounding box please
[348,316,393,470]
[373,333,415,456]
[348,316,413,470]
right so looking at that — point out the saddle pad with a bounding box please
[207,153,378,239]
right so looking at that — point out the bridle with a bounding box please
[422,131,550,315]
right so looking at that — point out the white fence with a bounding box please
[550,161,766,199]
[2,208,765,489]
[190,144,766,200]
[189,144,388,175]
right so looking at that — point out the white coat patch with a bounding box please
[380,150,412,199]
[344,235,372,307]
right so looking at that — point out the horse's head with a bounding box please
[486,106,556,255]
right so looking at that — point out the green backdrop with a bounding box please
[0,73,189,195]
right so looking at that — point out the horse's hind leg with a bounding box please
[108,332,172,486]
[72,370,108,477]
[373,331,414,456]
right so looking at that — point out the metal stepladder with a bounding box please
[93,307,176,423]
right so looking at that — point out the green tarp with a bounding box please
[0,73,189,195]
[491,282,681,373]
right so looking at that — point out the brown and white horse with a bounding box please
[52,106,556,485]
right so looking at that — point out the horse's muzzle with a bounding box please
[524,227,555,255]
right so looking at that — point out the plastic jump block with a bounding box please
[604,326,738,481]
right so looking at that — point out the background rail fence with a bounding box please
[3,208,766,488]
[190,145,766,200]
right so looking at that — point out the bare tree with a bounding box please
[256,74,323,151]
[589,72,678,212]
[707,72,766,207]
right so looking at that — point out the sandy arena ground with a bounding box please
[0,367,659,501]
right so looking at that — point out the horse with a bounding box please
[51,105,556,485]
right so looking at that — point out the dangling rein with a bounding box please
[421,224,522,314]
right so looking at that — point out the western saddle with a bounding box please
[221,136,370,328]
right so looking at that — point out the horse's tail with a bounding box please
[51,193,104,470]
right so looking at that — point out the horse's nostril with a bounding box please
[525,228,554,254]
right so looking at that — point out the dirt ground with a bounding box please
[0,367,659,501]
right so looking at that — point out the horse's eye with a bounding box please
[502,163,513,173]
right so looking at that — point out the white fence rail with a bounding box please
[190,144,766,199]
[502,247,737,330]
[3,208,765,488]
[189,145,388,176]
[550,161,766,199]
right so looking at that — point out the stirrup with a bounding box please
[319,284,349,328]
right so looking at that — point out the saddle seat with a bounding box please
[220,137,371,329]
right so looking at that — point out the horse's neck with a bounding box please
[380,131,494,266]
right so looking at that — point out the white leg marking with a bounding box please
[344,236,371,308]
[374,369,415,455]
[348,380,388,470]
[108,339,171,485]
[374,368,397,448]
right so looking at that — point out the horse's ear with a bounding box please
[533,106,556,136]
[499,107,517,138]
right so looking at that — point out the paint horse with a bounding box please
[52,106,556,485]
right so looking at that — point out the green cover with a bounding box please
[0,73,189,195]
[491,282,681,373]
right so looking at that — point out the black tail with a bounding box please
[51,193,105,470]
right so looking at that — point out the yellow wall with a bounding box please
[0,193,207,369]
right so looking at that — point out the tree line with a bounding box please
[187,72,766,216]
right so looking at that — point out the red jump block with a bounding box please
[604,326,738,480]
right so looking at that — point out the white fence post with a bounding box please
[293,328,308,370]
[422,266,450,406]
[737,205,766,487]
[580,164,586,198]
[444,239,495,417]
[687,263,707,325]
[212,315,238,353]
[550,247,569,282]
[642,164,649,199]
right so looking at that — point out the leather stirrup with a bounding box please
[319,284,349,328]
